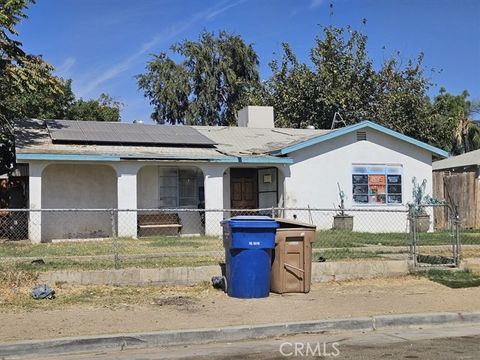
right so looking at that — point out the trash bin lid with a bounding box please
[223,216,279,229]
[275,218,317,229]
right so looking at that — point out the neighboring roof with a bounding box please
[15,118,448,164]
[268,120,449,158]
[433,149,480,170]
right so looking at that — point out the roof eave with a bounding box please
[16,153,293,164]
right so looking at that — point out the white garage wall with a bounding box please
[284,128,434,232]
[41,164,117,240]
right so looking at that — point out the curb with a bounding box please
[1,311,480,358]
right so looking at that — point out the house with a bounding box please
[12,106,448,242]
[432,149,480,229]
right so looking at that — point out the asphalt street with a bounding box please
[29,324,480,360]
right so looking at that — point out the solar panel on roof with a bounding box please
[45,120,216,146]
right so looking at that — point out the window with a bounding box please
[158,167,204,208]
[178,168,201,206]
[352,165,402,205]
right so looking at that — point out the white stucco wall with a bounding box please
[284,128,434,232]
[41,163,117,240]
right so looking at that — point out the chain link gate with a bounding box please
[409,204,461,268]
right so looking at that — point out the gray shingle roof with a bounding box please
[193,126,330,156]
[15,119,329,160]
[433,149,480,170]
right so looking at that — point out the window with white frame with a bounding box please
[352,165,402,205]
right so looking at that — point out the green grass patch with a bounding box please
[2,255,220,272]
[314,249,381,261]
[312,229,480,248]
[0,236,222,258]
[313,230,408,247]
[418,269,480,288]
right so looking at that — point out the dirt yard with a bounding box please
[1,276,480,343]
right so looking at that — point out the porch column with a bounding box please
[202,164,227,236]
[115,163,140,238]
[28,162,48,243]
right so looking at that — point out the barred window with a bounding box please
[352,165,402,205]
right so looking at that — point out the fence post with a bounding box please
[453,206,461,267]
[271,207,275,218]
[111,210,120,270]
[408,205,417,267]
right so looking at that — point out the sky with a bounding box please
[17,0,480,123]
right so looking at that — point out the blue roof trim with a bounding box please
[17,153,121,161]
[269,120,449,158]
[17,153,293,164]
[238,156,292,164]
[121,154,292,164]
[210,156,293,164]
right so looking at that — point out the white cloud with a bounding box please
[76,1,247,97]
[207,0,247,20]
[310,0,324,9]
[55,56,76,79]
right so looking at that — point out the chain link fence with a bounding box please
[0,206,476,271]
[410,204,461,267]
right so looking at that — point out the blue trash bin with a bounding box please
[222,216,279,298]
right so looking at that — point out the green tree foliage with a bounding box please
[431,89,480,154]
[1,0,121,123]
[0,0,63,173]
[0,1,120,174]
[263,24,478,153]
[137,31,260,126]
[0,0,64,122]
[264,43,319,128]
[372,54,442,147]
[67,93,121,122]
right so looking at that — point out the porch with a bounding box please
[23,161,286,242]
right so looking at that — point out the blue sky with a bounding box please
[18,0,480,123]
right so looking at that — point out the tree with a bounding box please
[1,0,63,174]
[265,26,377,129]
[263,43,319,128]
[137,31,261,126]
[372,54,438,146]
[263,24,463,152]
[431,89,480,154]
[67,93,121,122]
[0,1,121,174]
[0,0,64,122]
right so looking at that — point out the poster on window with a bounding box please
[352,166,403,205]
[367,175,385,203]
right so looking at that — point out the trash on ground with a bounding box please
[31,284,55,300]
[30,259,45,266]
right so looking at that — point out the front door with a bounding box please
[230,169,258,209]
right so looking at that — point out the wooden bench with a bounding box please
[137,213,182,237]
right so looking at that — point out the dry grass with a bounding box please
[0,280,215,312]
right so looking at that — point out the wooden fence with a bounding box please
[433,169,479,230]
